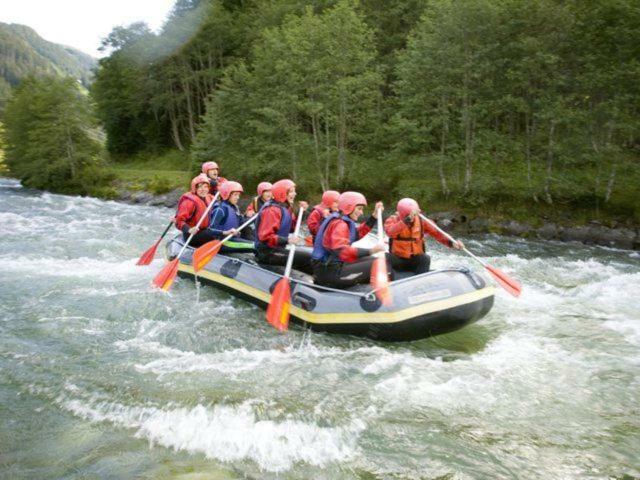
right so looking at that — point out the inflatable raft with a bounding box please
[166,237,494,342]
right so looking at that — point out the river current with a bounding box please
[1,178,638,479]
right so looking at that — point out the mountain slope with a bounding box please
[0,22,97,110]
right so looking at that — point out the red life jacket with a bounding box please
[175,193,212,230]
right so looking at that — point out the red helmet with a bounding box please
[338,191,367,216]
[397,198,420,219]
[219,181,243,201]
[257,181,273,196]
[201,161,219,174]
[321,190,340,208]
[190,174,210,194]
[271,179,295,203]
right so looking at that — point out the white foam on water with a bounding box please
[128,339,395,378]
[115,338,187,357]
[574,272,640,304]
[603,318,640,347]
[371,332,586,419]
[0,254,146,281]
[61,396,364,472]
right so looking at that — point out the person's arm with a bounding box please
[326,222,372,262]
[257,207,288,247]
[356,215,376,239]
[384,214,406,237]
[421,217,454,248]
[307,209,322,235]
[174,198,196,234]
[208,208,226,237]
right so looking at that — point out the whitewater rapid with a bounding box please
[1,178,638,479]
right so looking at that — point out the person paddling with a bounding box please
[254,178,312,273]
[311,191,392,288]
[307,190,340,242]
[174,174,218,247]
[384,198,463,274]
[207,181,254,254]
[245,182,273,217]
[201,161,227,196]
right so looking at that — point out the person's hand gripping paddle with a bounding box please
[152,192,220,291]
[265,205,306,331]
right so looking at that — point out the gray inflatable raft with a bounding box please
[166,237,494,342]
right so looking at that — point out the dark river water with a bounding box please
[1,178,638,479]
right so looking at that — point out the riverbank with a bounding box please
[110,181,640,251]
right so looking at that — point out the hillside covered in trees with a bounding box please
[3,0,639,225]
[0,22,96,111]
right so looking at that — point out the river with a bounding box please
[1,178,638,479]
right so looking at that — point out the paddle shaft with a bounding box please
[218,214,258,245]
[156,221,174,245]
[283,207,305,278]
[418,213,486,267]
[176,192,219,259]
[377,207,385,255]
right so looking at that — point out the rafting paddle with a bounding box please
[419,214,522,297]
[136,221,174,266]
[152,192,220,291]
[192,215,258,272]
[370,207,392,305]
[265,206,306,332]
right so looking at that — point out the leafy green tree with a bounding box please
[194,0,382,191]
[2,76,108,194]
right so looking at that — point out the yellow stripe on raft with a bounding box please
[180,263,495,325]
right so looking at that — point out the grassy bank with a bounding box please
[102,148,638,230]
[107,150,192,195]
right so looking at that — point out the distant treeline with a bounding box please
[4,0,640,222]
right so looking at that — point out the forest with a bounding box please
[3,0,640,223]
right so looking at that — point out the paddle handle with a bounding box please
[283,206,305,278]
[177,192,220,258]
[419,213,487,267]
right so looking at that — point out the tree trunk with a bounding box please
[543,120,556,204]
[337,96,347,184]
[438,95,450,197]
[525,113,538,202]
[604,122,616,203]
[463,104,474,194]
[169,106,185,151]
[325,114,331,187]
[181,70,196,142]
[311,114,327,190]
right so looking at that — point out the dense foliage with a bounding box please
[89,0,640,222]
[2,76,110,194]
[0,22,96,112]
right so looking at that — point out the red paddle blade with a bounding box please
[485,264,522,297]
[371,256,393,306]
[266,277,291,331]
[136,242,159,266]
[152,258,179,291]
[192,240,222,272]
